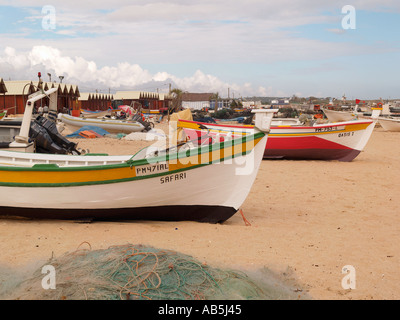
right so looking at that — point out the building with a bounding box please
[55,83,80,112]
[113,91,172,111]
[77,92,114,111]
[241,100,262,109]
[0,78,7,110]
[181,93,214,110]
[1,80,80,114]
[271,99,291,108]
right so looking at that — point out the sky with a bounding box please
[0,0,399,99]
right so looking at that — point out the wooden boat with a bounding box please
[60,113,146,134]
[378,117,400,132]
[322,107,360,122]
[0,94,276,222]
[177,107,381,162]
[80,109,111,118]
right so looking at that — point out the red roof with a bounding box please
[181,93,214,102]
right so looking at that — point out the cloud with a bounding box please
[0,45,284,96]
[1,1,399,99]
[2,0,385,66]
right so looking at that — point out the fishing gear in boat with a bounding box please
[29,115,80,155]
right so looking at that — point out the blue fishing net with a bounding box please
[66,126,110,138]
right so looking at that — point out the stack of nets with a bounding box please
[5,244,302,300]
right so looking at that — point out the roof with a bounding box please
[3,80,81,97]
[181,93,214,102]
[78,92,91,101]
[158,93,173,100]
[114,91,159,100]
[3,80,35,95]
[0,78,7,94]
[78,92,113,101]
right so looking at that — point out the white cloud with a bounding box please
[0,45,287,96]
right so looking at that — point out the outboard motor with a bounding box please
[29,115,80,154]
[131,113,152,131]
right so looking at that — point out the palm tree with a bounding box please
[210,92,220,113]
[168,88,184,120]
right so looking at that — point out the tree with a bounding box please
[169,88,184,116]
[230,99,243,109]
[210,92,220,112]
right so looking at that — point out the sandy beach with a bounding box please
[0,121,399,300]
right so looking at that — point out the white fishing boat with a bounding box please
[322,107,360,122]
[0,87,276,222]
[378,117,400,132]
[80,109,112,118]
[60,113,146,133]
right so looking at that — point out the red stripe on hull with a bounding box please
[183,128,361,161]
[265,136,359,161]
[266,136,350,150]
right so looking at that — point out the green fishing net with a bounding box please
[2,244,305,300]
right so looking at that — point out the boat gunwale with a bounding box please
[0,131,265,172]
[0,146,260,188]
[61,114,143,127]
[178,118,373,130]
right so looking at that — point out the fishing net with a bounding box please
[3,244,304,300]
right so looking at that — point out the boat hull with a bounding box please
[60,114,145,133]
[80,109,111,118]
[179,119,376,162]
[263,142,360,161]
[265,121,374,161]
[323,108,359,122]
[378,117,400,132]
[0,133,267,222]
[0,205,236,223]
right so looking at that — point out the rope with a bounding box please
[240,209,251,226]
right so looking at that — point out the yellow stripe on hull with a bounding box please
[0,136,263,185]
[271,122,371,137]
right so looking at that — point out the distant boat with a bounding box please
[178,106,381,162]
[322,107,360,122]
[80,109,112,118]
[389,106,400,114]
[271,118,302,126]
[60,113,146,133]
[0,119,21,144]
[0,109,276,222]
[378,117,400,132]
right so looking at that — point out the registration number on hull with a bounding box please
[136,162,169,177]
[315,126,337,133]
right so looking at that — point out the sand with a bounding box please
[0,121,399,300]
